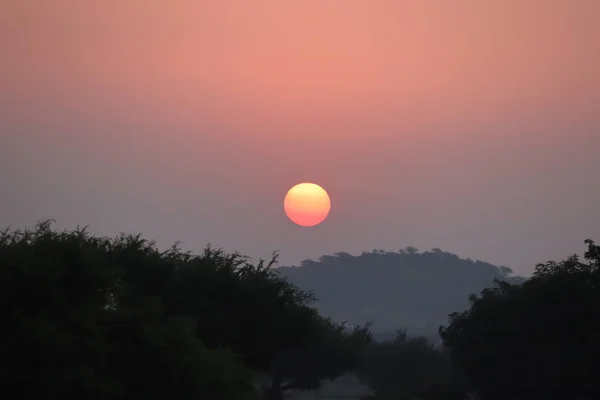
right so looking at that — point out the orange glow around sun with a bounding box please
[284,183,331,227]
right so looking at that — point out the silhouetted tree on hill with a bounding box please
[278,248,525,337]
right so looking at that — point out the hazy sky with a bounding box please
[1,0,599,275]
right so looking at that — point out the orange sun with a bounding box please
[284,183,331,227]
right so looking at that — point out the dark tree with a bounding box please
[358,330,467,400]
[0,221,372,400]
[263,318,372,399]
[163,247,373,400]
[404,246,419,255]
[0,222,254,399]
[440,239,600,400]
[163,249,327,370]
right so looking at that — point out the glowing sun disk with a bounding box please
[284,183,331,227]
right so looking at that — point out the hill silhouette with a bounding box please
[278,247,525,338]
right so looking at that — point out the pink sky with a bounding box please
[1,0,599,274]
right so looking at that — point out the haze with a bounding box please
[1,0,599,275]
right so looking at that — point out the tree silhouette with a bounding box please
[440,240,600,400]
[358,330,466,400]
[0,221,373,399]
[263,318,372,399]
[0,222,254,399]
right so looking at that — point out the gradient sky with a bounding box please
[1,0,599,275]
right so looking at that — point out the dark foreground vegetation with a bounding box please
[1,221,599,399]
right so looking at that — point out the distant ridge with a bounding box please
[277,247,525,337]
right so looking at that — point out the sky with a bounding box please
[1,0,599,275]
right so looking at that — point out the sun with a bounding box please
[284,183,331,227]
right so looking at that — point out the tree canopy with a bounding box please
[358,330,467,400]
[440,239,600,400]
[0,222,371,399]
[264,317,372,399]
[5,221,597,399]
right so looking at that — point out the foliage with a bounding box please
[165,247,317,373]
[263,318,373,399]
[439,239,600,400]
[358,330,467,400]
[0,222,255,399]
[0,221,373,399]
